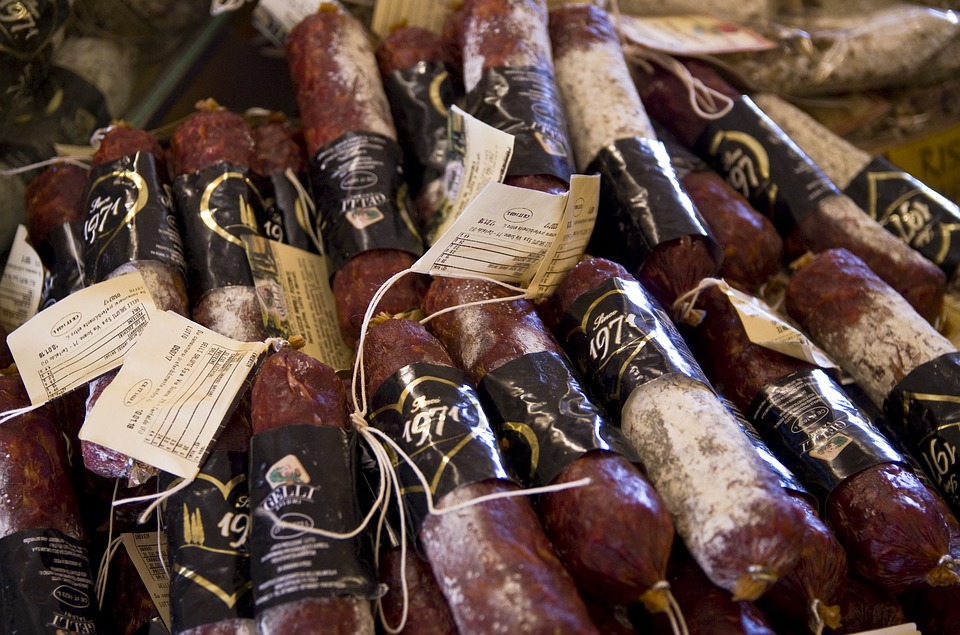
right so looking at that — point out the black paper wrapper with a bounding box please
[307,131,423,272]
[466,65,574,183]
[694,96,840,234]
[258,170,319,254]
[885,351,960,516]
[249,425,379,611]
[558,276,709,409]
[37,222,85,309]
[161,450,254,630]
[369,363,515,539]
[586,136,719,272]
[845,155,960,281]
[479,350,638,487]
[173,161,266,303]
[82,151,187,284]
[0,528,104,634]
[749,369,902,504]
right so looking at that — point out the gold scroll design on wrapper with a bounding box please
[567,288,657,404]
[88,167,149,267]
[902,390,960,496]
[499,421,540,476]
[708,130,778,212]
[430,69,450,117]
[371,374,486,497]
[201,171,262,247]
[167,471,251,607]
[862,171,960,266]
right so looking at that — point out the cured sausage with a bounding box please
[542,256,805,601]
[633,58,946,322]
[248,348,377,635]
[363,317,601,634]
[549,3,719,308]
[422,275,676,613]
[169,105,269,343]
[377,543,458,635]
[690,279,957,595]
[286,8,427,346]
[0,374,105,633]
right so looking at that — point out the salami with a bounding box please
[377,543,458,635]
[542,256,805,601]
[362,317,601,634]
[248,347,377,635]
[633,58,946,322]
[169,104,269,343]
[691,279,958,595]
[422,275,676,613]
[0,374,105,634]
[285,8,427,346]
[549,3,719,308]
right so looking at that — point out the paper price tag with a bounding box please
[619,14,775,55]
[244,235,354,371]
[426,106,515,245]
[0,225,44,332]
[121,532,171,631]
[7,271,156,405]
[412,175,599,299]
[723,282,838,369]
[80,311,266,479]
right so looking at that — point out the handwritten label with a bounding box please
[8,271,156,405]
[0,225,44,332]
[80,311,266,479]
[244,235,353,370]
[120,532,171,631]
[413,175,598,300]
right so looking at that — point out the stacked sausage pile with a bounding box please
[6,1,960,634]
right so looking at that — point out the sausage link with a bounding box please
[363,317,600,634]
[423,276,675,611]
[24,163,89,247]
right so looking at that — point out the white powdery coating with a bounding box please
[330,15,397,140]
[462,0,552,93]
[554,36,655,170]
[258,598,375,635]
[108,261,188,315]
[818,194,913,268]
[52,36,133,117]
[196,286,266,343]
[620,375,783,590]
[181,618,258,635]
[813,287,956,407]
[752,92,869,189]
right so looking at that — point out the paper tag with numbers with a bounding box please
[80,311,267,479]
[7,271,156,405]
[121,532,171,630]
[0,225,44,333]
[413,174,599,300]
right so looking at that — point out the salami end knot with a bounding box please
[809,597,841,634]
[927,554,960,587]
[733,564,780,601]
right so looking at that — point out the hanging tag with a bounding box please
[619,14,774,55]
[721,282,838,369]
[0,225,44,332]
[413,175,599,295]
[8,271,156,406]
[370,0,454,37]
[243,235,354,371]
[425,105,515,245]
[120,532,171,631]
[79,311,266,480]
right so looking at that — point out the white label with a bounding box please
[722,282,838,369]
[620,14,775,55]
[7,272,156,405]
[79,311,266,479]
[371,0,452,37]
[412,175,600,300]
[0,225,44,333]
[251,0,322,44]
[244,235,354,371]
[426,106,515,246]
[121,532,171,630]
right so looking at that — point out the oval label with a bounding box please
[503,207,533,223]
[340,171,378,190]
[124,379,153,407]
[53,585,90,609]
[50,312,82,337]
[270,512,314,540]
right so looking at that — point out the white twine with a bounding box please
[94,479,122,609]
[112,474,195,526]
[624,44,734,121]
[0,155,91,176]
[284,167,325,256]
[810,598,826,635]
[672,276,725,324]
[0,402,44,425]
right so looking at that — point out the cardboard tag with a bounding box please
[722,282,837,369]
[412,174,599,300]
[79,311,266,479]
[370,0,452,37]
[7,271,156,405]
[619,14,775,55]
[244,235,354,371]
[0,225,44,332]
[120,532,171,631]
[427,105,515,245]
